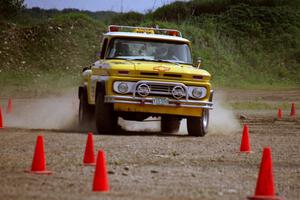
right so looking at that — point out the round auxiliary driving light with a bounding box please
[137,84,150,97]
[172,86,185,99]
[118,82,129,94]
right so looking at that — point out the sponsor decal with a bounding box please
[153,66,171,72]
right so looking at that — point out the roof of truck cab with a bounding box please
[103,32,190,43]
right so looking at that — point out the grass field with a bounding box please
[1,0,300,97]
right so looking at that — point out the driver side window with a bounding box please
[100,38,108,59]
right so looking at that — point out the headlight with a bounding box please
[118,82,129,94]
[188,87,207,99]
[113,81,135,94]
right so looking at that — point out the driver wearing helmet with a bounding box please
[114,42,130,57]
[154,46,169,60]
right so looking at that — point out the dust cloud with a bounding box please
[1,89,239,135]
[209,94,241,135]
[119,118,160,132]
[121,91,240,135]
[2,91,78,131]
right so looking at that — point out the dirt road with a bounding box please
[0,89,299,200]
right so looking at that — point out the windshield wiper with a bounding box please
[158,59,193,65]
[127,58,155,62]
[129,58,179,64]
[106,57,131,60]
[108,58,191,65]
[155,59,181,65]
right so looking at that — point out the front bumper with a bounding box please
[105,95,213,109]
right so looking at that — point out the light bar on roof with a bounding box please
[108,25,182,37]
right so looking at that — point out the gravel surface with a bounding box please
[0,90,299,200]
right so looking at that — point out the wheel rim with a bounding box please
[202,110,208,129]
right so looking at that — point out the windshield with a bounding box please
[106,38,192,64]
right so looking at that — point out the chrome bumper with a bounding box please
[105,95,213,109]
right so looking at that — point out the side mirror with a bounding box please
[82,69,92,78]
[196,57,202,68]
[82,67,89,72]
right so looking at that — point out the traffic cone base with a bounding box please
[24,169,52,175]
[84,162,96,166]
[238,150,253,153]
[247,195,283,200]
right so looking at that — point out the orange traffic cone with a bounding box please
[247,147,283,200]
[25,135,52,174]
[7,97,12,114]
[83,132,96,166]
[93,150,109,192]
[277,108,282,120]
[240,124,251,153]
[0,107,3,128]
[290,103,296,118]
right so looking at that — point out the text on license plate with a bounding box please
[153,97,169,105]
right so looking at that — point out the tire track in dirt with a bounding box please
[0,89,299,200]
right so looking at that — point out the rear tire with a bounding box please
[79,90,94,129]
[95,92,117,134]
[187,109,209,137]
[161,116,181,133]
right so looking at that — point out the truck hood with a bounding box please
[93,59,211,81]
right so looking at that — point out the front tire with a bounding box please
[79,90,94,128]
[161,116,181,133]
[187,109,209,137]
[95,92,117,134]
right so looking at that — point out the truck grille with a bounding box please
[134,81,188,100]
[149,84,172,95]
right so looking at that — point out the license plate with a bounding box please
[153,97,169,105]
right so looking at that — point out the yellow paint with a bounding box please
[114,103,203,117]
[133,28,155,34]
[83,32,212,117]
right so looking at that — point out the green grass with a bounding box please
[215,83,300,90]
[120,1,300,88]
[0,70,80,97]
[140,20,300,88]
[1,2,300,95]
[150,0,300,22]
[0,13,105,96]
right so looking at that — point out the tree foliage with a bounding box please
[0,0,24,19]
[111,12,144,26]
[150,0,300,22]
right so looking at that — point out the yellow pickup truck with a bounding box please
[79,25,213,136]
